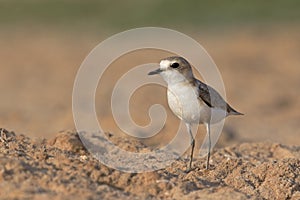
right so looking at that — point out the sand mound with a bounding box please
[0,128,299,199]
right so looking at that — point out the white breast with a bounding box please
[167,83,201,124]
[167,82,226,124]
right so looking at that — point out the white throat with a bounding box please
[160,70,187,85]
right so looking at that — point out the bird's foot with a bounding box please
[184,165,195,173]
[206,164,210,170]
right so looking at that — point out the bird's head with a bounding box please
[148,56,194,84]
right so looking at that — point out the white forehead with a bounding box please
[159,60,171,70]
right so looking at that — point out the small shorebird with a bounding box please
[148,56,242,170]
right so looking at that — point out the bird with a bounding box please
[148,56,243,170]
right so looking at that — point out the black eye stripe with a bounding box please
[170,62,179,68]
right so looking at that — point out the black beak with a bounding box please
[148,68,163,75]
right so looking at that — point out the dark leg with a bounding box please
[205,123,211,170]
[186,123,195,170]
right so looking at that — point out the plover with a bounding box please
[148,56,242,170]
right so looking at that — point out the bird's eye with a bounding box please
[170,62,179,68]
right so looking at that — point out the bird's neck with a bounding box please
[161,71,195,86]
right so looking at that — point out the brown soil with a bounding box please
[1,128,299,200]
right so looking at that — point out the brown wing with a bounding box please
[197,80,243,115]
[197,80,227,110]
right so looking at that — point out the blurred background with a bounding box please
[0,0,299,148]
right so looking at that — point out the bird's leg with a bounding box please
[186,123,195,171]
[205,123,211,170]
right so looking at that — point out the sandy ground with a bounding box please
[0,128,299,199]
[0,26,300,199]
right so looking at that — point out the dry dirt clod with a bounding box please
[0,129,299,199]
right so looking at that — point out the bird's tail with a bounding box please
[227,105,244,116]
